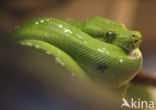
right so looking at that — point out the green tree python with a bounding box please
[11,16,142,88]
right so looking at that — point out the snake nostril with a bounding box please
[134,40,138,43]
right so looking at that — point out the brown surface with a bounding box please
[132,71,156,86]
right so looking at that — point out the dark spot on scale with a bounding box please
[97,64,108,72]
[132,34,135,37]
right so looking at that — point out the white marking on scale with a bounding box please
[46,51,50,55]
[35,45,40,49]
[27,42,32,47]
[64,29,72,34]
[97,48,104,53]
[120,59,123,63]
[40,20,44,23]
[35,22,39,25]
[59,24,63,28]
[56,58,64,65]
[102,48,106,51]
[78,35,82,38]
[84,41,88,44]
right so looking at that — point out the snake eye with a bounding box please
[132,34,135,37]
[106,31,115,40]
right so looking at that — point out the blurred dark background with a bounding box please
[0,0,156,110]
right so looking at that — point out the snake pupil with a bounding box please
[106,31,115,40]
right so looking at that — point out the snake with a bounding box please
[11,16,142,88]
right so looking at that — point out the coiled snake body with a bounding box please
[11,16,142,88]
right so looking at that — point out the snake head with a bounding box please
[83,16,142,51]
[110,30,142,51]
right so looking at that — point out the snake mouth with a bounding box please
[128,48,142,59]
[123,38,142,51]
[112,37,142,52]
